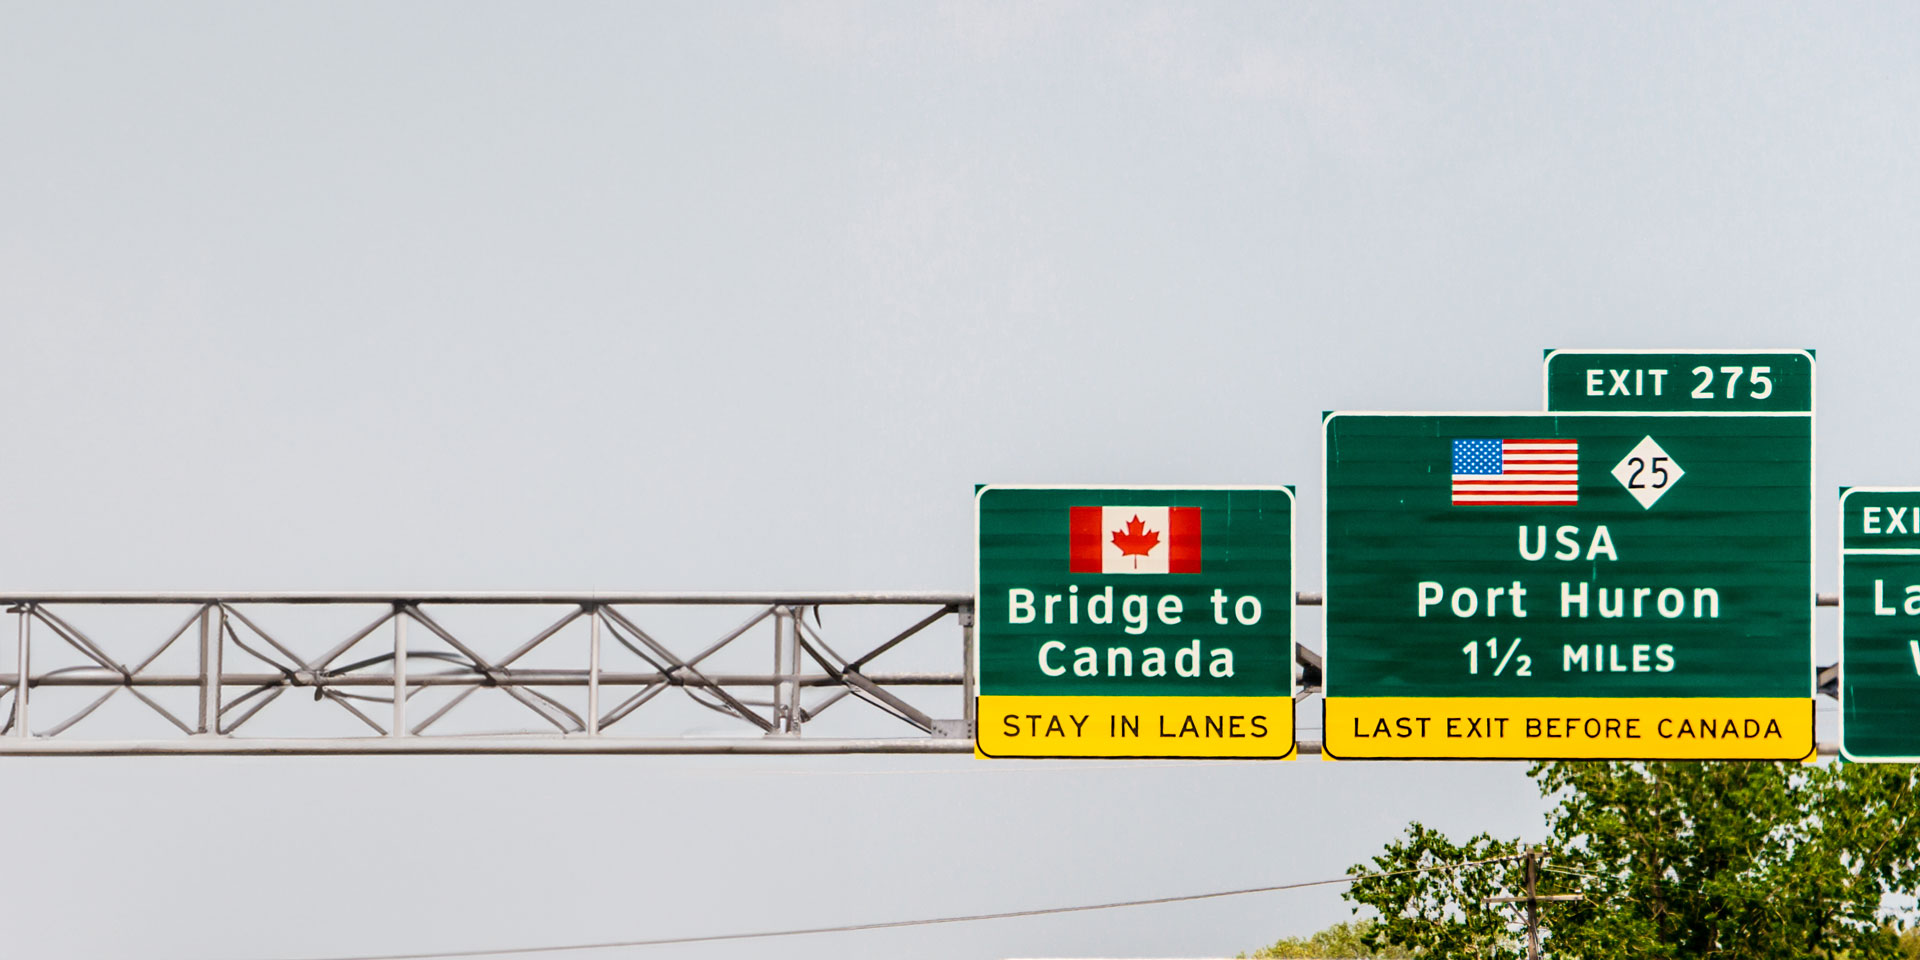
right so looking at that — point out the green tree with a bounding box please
[1343,762,1920,960]
[1242,919,1416,958]
[1342,823,1527,959]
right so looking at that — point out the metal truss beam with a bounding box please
[0,593,975,755]
[0,591,1846,756]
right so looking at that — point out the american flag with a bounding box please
[1451,438,1579,505]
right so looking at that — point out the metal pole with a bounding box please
[392,606,407,737]
[1526,847,1540,960]
[14,607,27,738]
[770,608,788,733]
[197,606,223,734]
[586,604,601,736]
[960,602,975,735]
[196,607,211,732]
[787,606,804,736]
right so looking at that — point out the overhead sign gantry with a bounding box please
[0,350,1862,762]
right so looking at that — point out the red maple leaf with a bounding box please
[1110,515,1161,568]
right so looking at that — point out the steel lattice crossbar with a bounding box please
[0,593,977,755]
[0,592,1845,756]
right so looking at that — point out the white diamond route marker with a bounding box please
[1611,436,1684,509]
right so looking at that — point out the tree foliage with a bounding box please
[1343,762,1920,960]
[1241,919,1415,958]
[1343,823,1527,959]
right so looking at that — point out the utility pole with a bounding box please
[1525,848,1540,960]
[1483,846,1583,960]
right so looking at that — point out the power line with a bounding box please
[278,854,1528,960]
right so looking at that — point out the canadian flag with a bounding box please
[1069,506,1201,574]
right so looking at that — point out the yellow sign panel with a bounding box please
[1323,697,1814,760]
[976,695,1295,759]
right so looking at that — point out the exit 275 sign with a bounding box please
[974,486,1295,759]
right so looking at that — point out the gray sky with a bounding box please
[2,2,1916,957]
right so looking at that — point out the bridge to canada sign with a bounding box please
[974,486,1295,759]
[1322,408,1815,760]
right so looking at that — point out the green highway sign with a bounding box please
[974,486,1295,759]
[1838,487,1920,762]
[1544,349,1814,414]
[1322,411,1814,760]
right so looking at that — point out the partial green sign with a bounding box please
[1322,412,1814,760]
[974,486,1295,759]
[1839,487,1920,762]
[1544,349,1814,414]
